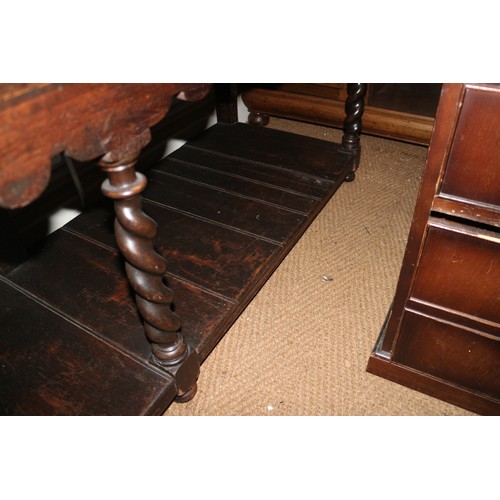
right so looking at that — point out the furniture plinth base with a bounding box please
[366,315,500,416]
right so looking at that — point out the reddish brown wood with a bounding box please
[64,123,357,364]
[1,118,358,414]
[431,196,500,229]
[392,311,500,396]
[98,150,199,400]
[0,83,210,209]
[2,94,216,266]
[367,83,500,415]
[7,228,231,364]
[1,84,364,414]
[380,84,465,353]
[0,83,211,404]
[410,220,500,326]
[367,355,499,416]
[242,83,436,145]
[439,87,500,207]
[0,277,178,416]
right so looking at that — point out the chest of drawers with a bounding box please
[367,83,500,415]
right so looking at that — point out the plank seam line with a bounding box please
[62,225,241,304]
[182,144,339,185]
[0,275,172,380]
[149,169,311,216]
[164,271,237,305]
[158,156,323,201]
[141,198,288,246]
[62,227,117,253]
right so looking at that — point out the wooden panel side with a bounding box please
[392,310,500,398]
[410,222,500,326]
[367,354,499,415]
[381,84,466,353]
[440,86,500,208]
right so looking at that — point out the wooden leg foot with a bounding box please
[340,84,366,184]
[175,383,198,403]
[155,345,200,403]
[248,111,270,126]
[344,171,356,182]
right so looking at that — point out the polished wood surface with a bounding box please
[1,93,216,257]
[367,83,500,415]
[242,83,440,145]
[437,85,500,215]
[0,84,210,209]
[341,84,367,180]
[0,85,364,414]
[1,83,209,409]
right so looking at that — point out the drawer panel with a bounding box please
[393,310,500,398]
[411,221,500,325]
[439,86,500,209]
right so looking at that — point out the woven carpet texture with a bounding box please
[164,118,473,416]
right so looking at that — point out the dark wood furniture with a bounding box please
[367,83,500,415]
[242,83,442,145]
[1,90,216,267]
[0,83,366,415]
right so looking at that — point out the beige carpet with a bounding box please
[164,118,473,416]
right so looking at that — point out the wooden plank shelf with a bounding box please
[0,122,356,415]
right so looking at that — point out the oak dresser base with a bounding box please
[1,122,357,415]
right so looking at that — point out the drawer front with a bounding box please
[393,310,500,398]
[411,221,500,326]
[439,86,500,209]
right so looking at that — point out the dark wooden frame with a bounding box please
[367,83,500,416]
[0,83,366,414]
[0,84,211,401]
[243,83,439,145]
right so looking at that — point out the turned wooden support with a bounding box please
[99,150,199,401]
[341,83,367,182]
[248,111,270,127]
[0,84,212,404]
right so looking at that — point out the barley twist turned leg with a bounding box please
[99,151,199,402]
[341,83,367,182]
